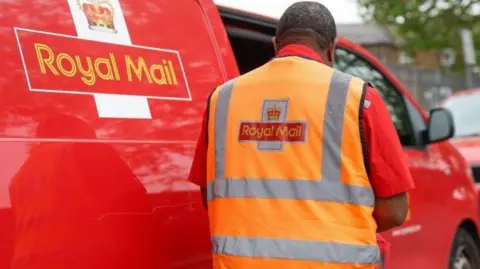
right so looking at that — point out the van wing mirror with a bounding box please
[426,108,455,144]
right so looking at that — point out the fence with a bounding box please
[386,63,480,110]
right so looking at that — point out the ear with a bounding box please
[272,37,278,54]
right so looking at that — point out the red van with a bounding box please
[0,1,478,269]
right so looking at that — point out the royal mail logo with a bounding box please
[13,0,191,119]
[77,0,117,33]
[238,100,308,151]
[15,28,191,100]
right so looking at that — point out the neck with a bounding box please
[277,43,331,65]
[302,44,331,66]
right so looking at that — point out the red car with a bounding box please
[0,1,477,269]
[442,88,480,204]
[443,88,480,172]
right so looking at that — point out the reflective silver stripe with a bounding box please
[207,178,374,206]
[214,79,236,181]
[321,70,353,182]
[212,236,380,264]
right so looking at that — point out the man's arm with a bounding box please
[362,86,414,232]
[188,110,209,210]
[374,193,409,232]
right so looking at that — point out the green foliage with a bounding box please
[357,0,480,71]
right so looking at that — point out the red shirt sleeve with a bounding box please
[363,87,415,198]
[188,110,208,187]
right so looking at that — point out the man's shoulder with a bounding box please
[209,77,239,102]
[329,69,370,93]
[214,77,238,91]
[364,86,384,104]
[330,68,363,81]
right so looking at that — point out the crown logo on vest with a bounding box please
[77,0,117,33]
[267,105,281,121]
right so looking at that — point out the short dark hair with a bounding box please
[276,1,337,50]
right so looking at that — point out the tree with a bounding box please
[357,0,480,71]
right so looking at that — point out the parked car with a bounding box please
[442,88,480,184]
[0,1,477,269]
[442,88,480,228]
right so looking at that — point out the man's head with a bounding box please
[274,1,337,66]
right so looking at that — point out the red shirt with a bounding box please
[188,45,414,198]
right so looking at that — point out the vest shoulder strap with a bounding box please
[205,79,238,144]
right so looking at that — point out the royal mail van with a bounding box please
[0,1,478,269]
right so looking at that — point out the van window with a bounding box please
[334,48,417,147]
[225,27,275,74]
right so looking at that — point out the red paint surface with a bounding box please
[451,137,480,165]
[0,1,477,269]
[0,0,224,268]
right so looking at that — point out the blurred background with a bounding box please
[216,0,480,110]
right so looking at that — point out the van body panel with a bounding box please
[0,0,235,268]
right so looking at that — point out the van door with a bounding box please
[333,46,453,269]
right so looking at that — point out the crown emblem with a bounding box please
[77,0,117,33]
[267,105,281,121]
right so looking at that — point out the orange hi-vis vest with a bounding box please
[206,56,379,269]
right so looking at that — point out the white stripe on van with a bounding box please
[66,0,152,119]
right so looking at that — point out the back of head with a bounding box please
[275,1,337,64]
